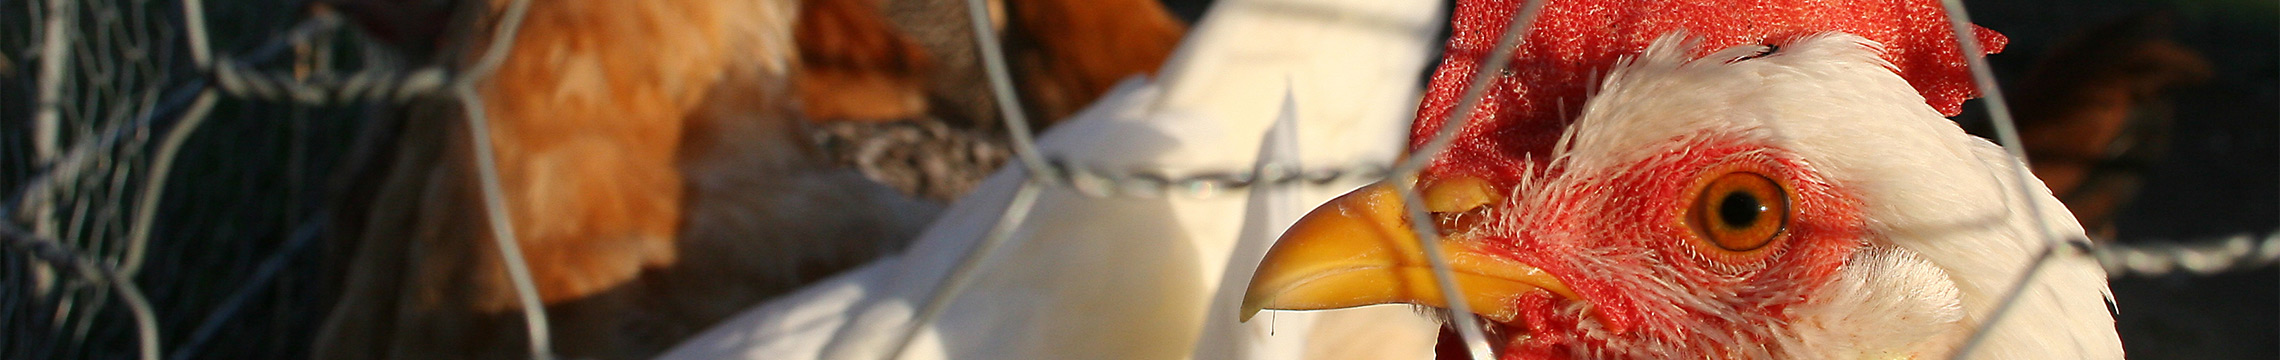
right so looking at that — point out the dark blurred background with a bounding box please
[1959,1,2278,358]
[3,0,369,357]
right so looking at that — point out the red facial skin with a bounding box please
[1455,137,1867,359]
[1410,1,1999,356]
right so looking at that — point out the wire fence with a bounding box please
[0,0,2272,359]
[3,0,446,358]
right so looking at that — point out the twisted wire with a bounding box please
[2096,232,2280,277]
[11,1,2280,360]
[12,0,540,358]
[0,215,159,360]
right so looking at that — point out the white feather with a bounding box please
[655,1,1444,358]
[1561,33,2122,359]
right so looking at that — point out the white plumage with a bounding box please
[657,0,1445,358]
[666,3,2124,359]
[1516,32,2122,358]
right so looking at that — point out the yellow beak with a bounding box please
[1239,180,1575,323]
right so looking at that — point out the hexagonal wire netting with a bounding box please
[1,0,2272,359]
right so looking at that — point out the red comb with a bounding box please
[1413,0,2005,182]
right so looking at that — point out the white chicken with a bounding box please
[1238,0,2124,359]
[668,0,2129,358]
[658,0,1447,358]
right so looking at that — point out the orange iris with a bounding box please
[1689,172,1789,252]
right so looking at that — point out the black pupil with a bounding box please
[1717,191,1764,228]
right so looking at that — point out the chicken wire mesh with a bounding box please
[0,0,2272,359]
[3,0,424,358]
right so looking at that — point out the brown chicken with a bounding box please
[2007,14,2210,236]
[809,0,1186,200]
[317,0,935,358]
[314,0,1184,359]
[856,0,1188,130]
[1001,0,1188,125]
[795,0,932,123]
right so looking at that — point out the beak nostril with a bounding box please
[1434,205,1491,237]
[1422,176,1498,237]
[1422,176,1498,213]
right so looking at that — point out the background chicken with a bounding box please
[1997,13,2211,237]
[1242,0,2123,358]
[316,0,943,358]
[314,0,1191,358]
[0,0,2270,359]
[1973,3,2278,358]
[660,0,1447,358]
[806,0,1186,201]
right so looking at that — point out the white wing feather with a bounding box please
[656,0,1444,359]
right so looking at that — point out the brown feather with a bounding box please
[1002,0,1186,125]
[795,0,933,123]
[317,0,934,358]
[2010,14,2211,233]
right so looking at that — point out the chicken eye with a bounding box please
[1688,172,1788,252]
